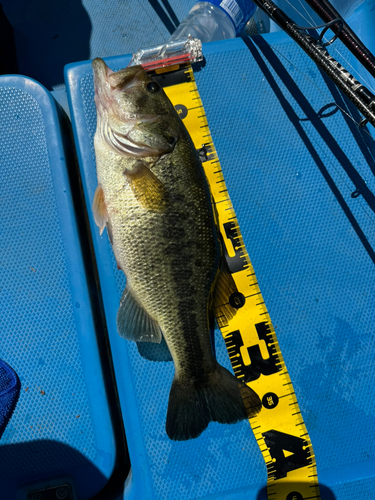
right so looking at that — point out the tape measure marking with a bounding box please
[158,64,320,500]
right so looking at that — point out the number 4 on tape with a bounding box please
[157,62,321,500]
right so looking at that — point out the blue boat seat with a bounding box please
[0,75,122,500]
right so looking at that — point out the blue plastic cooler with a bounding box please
[65,26,375,500]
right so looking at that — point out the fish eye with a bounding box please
[146,81,161,93]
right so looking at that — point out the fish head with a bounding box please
[92,58,180,158]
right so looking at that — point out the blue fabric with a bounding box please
[0,360,20,439]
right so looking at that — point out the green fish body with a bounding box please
[92,58,261,440]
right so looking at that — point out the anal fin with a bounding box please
[125,161,168,211]
[117,283,162,343]
[136,336,173,362]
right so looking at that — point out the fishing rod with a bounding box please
[250,0,375,127]
[303,0,375,80]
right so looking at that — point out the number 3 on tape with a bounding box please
[156,63,320,500]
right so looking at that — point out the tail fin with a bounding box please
[166,364,261,441]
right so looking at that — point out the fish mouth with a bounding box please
[92,58,113,100]
[93,57,144,92]
[92,57,114,82]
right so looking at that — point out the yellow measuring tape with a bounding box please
[152,63,320,500]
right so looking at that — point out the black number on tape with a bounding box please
[175,104,188,119]
[222,222,247,273]
[229,292,246,309]
[226,323,280,382]
[262,392,279,409]
[263,430,310,480]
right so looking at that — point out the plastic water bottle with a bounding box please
[169,1,257,43]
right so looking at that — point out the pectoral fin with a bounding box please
[212,259,239,328]
[93,185,108,235]
[125,161,168,211]
[117,283,162,343]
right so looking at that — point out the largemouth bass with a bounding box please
[92,58,261,440]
